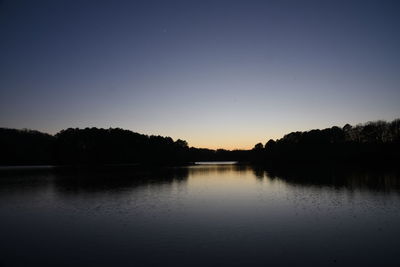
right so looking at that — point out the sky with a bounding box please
[1,0,399,149]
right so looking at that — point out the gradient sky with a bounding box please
[1,0,399,149]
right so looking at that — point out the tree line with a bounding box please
[251,119,400,164]
[1,118,399,166]
[0,127,247,165]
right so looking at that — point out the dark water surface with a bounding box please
[1,164,400,267]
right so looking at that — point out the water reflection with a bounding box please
[0,166,188,195]
[1,164,400,195]
[53,167,189,194]
[256,164,400,193]
[1,164,400,267]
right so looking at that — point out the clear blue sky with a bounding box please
[1,0,399,149]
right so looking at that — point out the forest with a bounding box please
[252,119,400,164]
[0,127,246,165]
[1,119,399,166]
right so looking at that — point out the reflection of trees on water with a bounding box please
[0,170,56,195]
[253,164,400,193]
[2,164,400,196]
[53,167,189,194]
[187,164,251,177]
[0,166,189,195]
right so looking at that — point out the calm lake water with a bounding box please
[1,163,400,267]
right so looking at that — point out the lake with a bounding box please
[1,163,400,266]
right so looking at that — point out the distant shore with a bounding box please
[1,119,399,166]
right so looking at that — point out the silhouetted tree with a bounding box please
[0,128,55,165]
[2,118,399,166]
[253,119,400,164]
[1,127,250,165]
[253,143,264,151]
